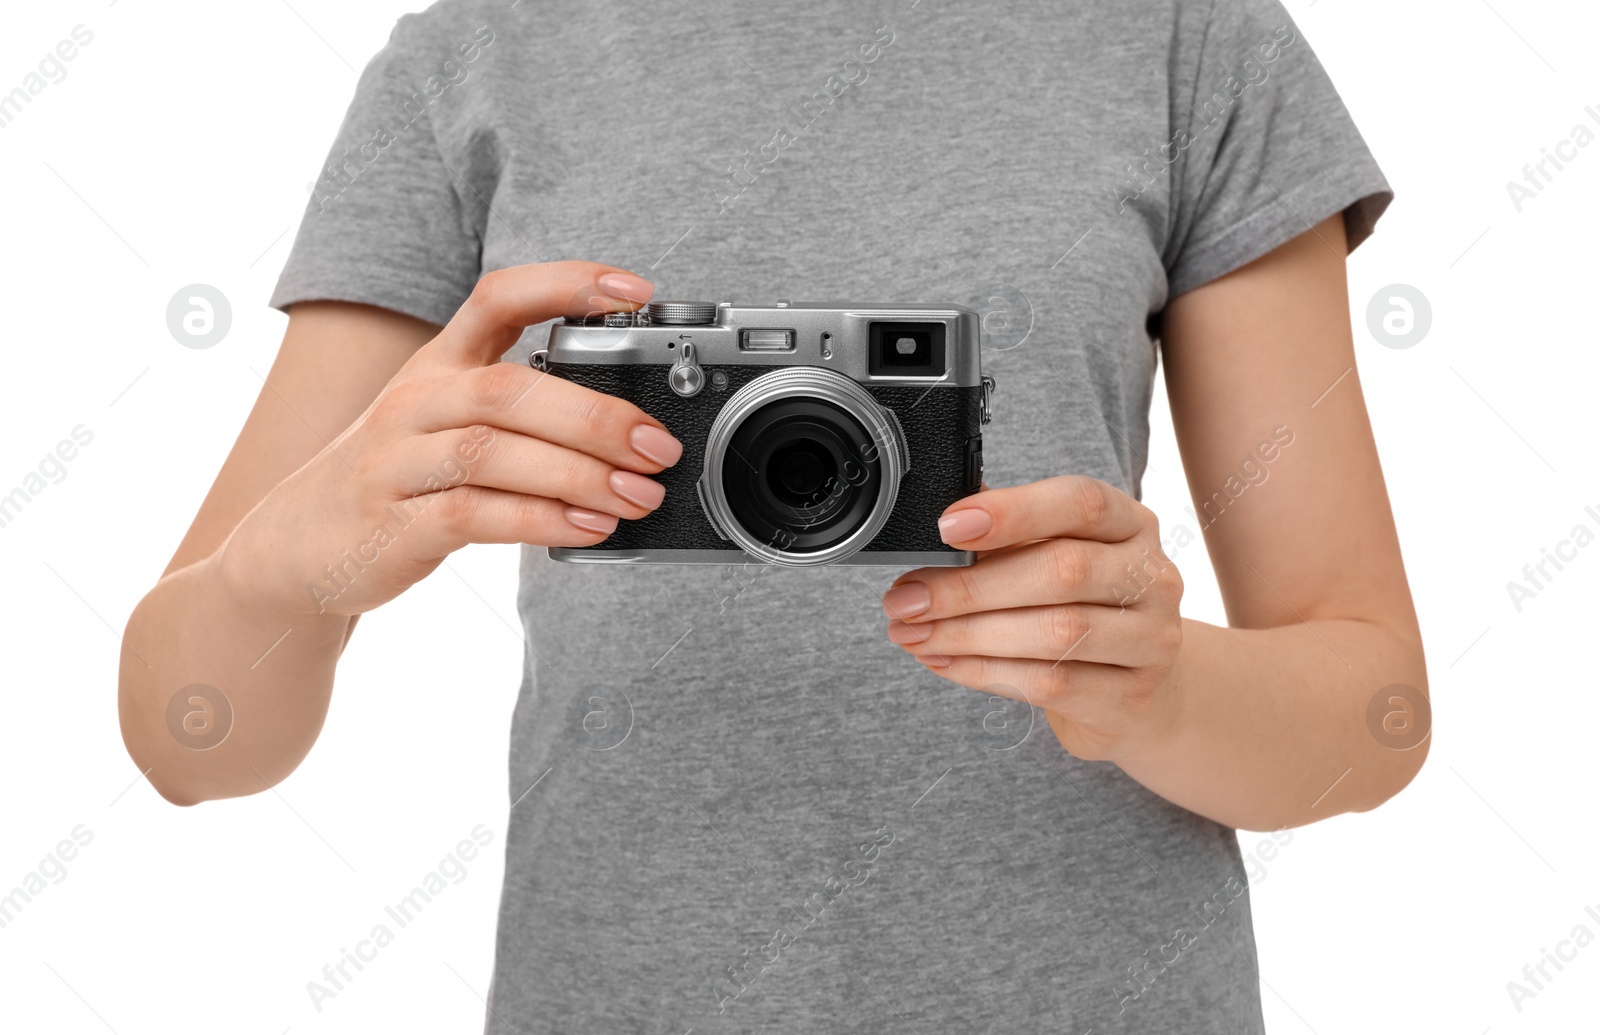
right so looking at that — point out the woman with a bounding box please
[118,0,1427,1030]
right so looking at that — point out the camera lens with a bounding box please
[772,442,827,498]
[700,367,906,565]
[723,399,880,552]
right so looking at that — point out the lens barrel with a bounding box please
[700,368,906,565]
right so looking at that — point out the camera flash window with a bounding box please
[740,329,795,351]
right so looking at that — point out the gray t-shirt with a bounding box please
[272,1,1390,1031]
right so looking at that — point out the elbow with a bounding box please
[1357,724,1430,814]
[119,708,301,808]
[1356,641,1432,813]
[149,777,205,809]
[1363,716,1427,812]
[118,693,221,808]
[118,720,277,807]
[120,745,205,808]
[119,730,208,808]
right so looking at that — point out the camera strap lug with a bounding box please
[980,374,996,425]
[529,349,549,372]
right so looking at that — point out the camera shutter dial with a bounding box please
[646,300,718,325]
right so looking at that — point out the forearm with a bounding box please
[118,546,353,806]
[1108,616,1429,831]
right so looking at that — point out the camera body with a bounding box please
[533,300,994,567]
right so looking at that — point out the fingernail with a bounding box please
[881,582,931,619]
[596,271,654,304]
[918,653,951,669]
[566,507,618,534]
[938,508,992,544]
[886,620,933,644]
[610,470,666,510]
[631,424,683,466]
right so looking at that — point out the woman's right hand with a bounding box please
[219,261,682,619]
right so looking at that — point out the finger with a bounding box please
[886,604,1167,666]
[883,538,1165,619]
[973,537,1048,562]
[935,476,1149,550]
[404,484,622,555]
[911,654,1144,725]
[420,261,656,369]
[393,427,665,521]
[377,367,684,475]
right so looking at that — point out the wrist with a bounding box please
[1111,624,1191,767]
[210,522,343,628]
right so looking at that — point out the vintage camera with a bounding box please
[531,300,995,566]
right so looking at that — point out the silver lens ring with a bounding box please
[700,367,906,566]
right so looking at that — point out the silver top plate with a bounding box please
[547,301,984,388]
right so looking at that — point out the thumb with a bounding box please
[421,261,655,369]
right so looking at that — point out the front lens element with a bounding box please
[723,399,882,553]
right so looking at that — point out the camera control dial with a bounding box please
[647,300,718,325]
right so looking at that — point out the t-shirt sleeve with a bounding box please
[268,15,482,327]
[1163,0,1392,300]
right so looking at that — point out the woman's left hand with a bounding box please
[881,476,1185,761]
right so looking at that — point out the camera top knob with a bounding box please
[646,300,718,325]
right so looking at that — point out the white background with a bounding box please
[1,1,1596,1032]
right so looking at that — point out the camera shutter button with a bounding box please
[669,342,705,397]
